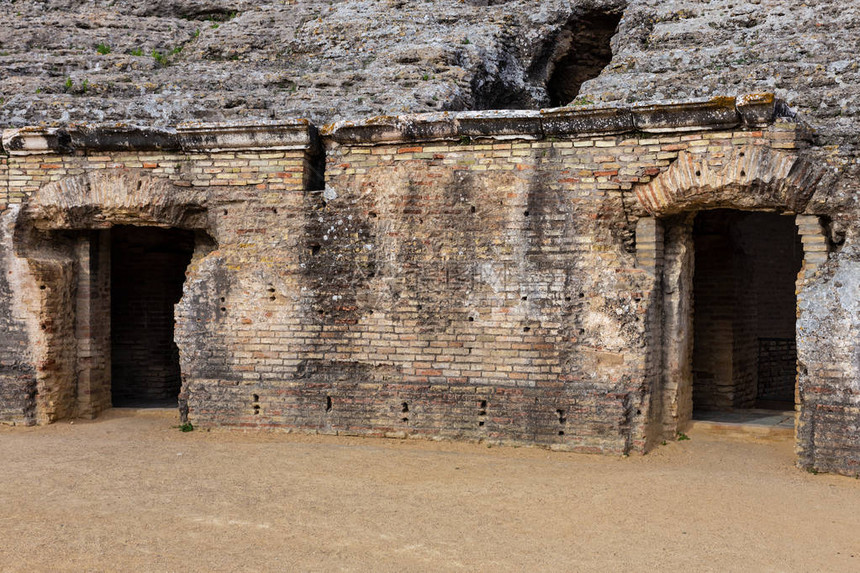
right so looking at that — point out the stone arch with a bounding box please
[20,169,208,232]
[634,146,826,217]
[12,170,213,423]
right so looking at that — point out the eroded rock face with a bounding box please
[584,0,860,149]
[0,0,857,150]
[0,0,626,126]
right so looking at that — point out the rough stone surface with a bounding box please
[0,0,625,127]
[0,0,857,150]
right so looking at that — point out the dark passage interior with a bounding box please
[546,11,622,106]
[111,226,195,407]
[692,210,803,413]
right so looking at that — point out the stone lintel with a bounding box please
[1,94,781,154]
[631,97,740,133]
[1,120,316,156]
[325,95,778,144]
[177,120,317,152]
[541,106,634,137]
[321,110,544,145]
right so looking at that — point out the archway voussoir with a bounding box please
[634,146,824,217]
[23,170,208,231]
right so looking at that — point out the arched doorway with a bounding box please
[633,146,829,443]
[692,210,803,415]
[13,170,213,422]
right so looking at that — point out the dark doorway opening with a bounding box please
[546,11,621,107]
[111,226,195,407]
[692,210,803,415]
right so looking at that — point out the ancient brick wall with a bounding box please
[0,122,315,423]
[175,97,809,455]
[3,98,860,476]
[757,338,797,403]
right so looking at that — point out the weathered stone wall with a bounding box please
[0,121,315,423]
[0,207,36,424]
[174,98,809,455]
[797,255,860,476]
[1,97,859,476]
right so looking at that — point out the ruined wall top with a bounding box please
[0,119,317,156]
[1,94,785,156]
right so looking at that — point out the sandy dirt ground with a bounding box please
[1,409,859,572]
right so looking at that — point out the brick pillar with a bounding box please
[635,217,664,275]
[796,215,828,280]
[74,230,112,418]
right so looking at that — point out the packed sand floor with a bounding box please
[1,408,859,572]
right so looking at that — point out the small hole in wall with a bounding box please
[223,209,228,216]
[326,396,332,412]
[253,394,259,402]
[522,296,528,301]
[739,151,745,157]
[401,417,409,423]
[253,404,260,415]
[468,316,474,322]
[321,200,327,208]
[740,170,746,177]
[524,211,530,217]
[578,292,584,298]
[556,408,567,424]
[272,207,278,214]
[369,211,377,218]
[479,400,487,409]
[401,402,409,413]
[39,285,46,290]
[40,323,47,331]
[470,206,476,213]
[220,307,227,313]
[695,170,701,177]
[558,430,565,436]
[220,297,226,303]
[310,244,321,255]
[137,180,143,191]
[565,296,572,302]
[523,326,531,332]
[479,420,485,427]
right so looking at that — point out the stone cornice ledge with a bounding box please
[323,93,781,144]
[1,119,317,156]
[1,94,780,155]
